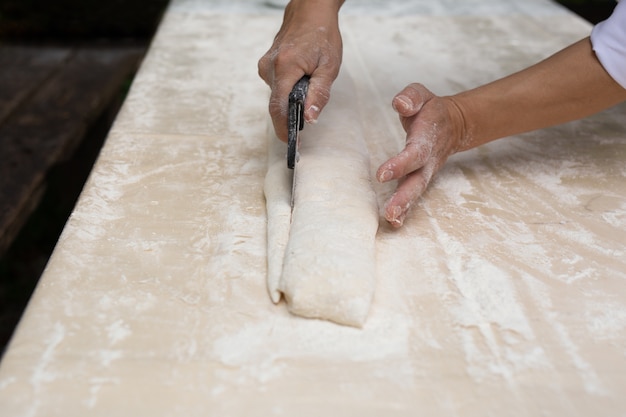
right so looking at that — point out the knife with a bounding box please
[287,75,310,208]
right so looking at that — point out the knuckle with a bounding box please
[408,82,426,90]
[272,47,299,69]
[258,59,270,81]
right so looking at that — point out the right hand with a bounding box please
[258,0,344,141]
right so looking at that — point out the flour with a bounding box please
[433,165,475,206]
[423,209,550,383]
[521,274,608,395]
[212,311,413,384]
[585,300,626,341]
[97,350,123,368]
[106,319,132,345]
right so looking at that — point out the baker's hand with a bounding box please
[258,0,343,141]
[376,83,467,228]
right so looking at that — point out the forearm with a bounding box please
[451,37,626,152]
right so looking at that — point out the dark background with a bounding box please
[0,0,169,42]
[0,0,618,353]
[0,0,616,41]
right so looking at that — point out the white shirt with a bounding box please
[591,1,626,89]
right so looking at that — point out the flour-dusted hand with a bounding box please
[378,35,626,228]
[258,0,345,142]
[376,84,466,228]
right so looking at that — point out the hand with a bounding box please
[377,38,626,228]
[376,83,467,228]
[258,0,344,141]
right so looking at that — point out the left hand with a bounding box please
[376,83,467,228]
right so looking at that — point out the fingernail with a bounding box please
[392,96,410,112]
[386,204,407,227]
[390,217,404,227]
[378,169,394,182]
[306,105,320,123]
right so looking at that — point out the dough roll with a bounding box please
[279,70,379,327]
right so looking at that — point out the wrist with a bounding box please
[291,0,345,9]
[282,0,344,37]
[286,0,345,15]
[444,95,475,154]
[285,0,344,25]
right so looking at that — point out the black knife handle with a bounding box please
[287,75,310,169]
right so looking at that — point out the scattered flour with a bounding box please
[212,312,413,385]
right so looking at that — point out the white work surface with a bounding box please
[1,0,626,415]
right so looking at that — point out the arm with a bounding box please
[258,0,345,141]
[378,37,626,227]
[453,37,626,150]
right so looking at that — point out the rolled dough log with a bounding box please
[264,125,292,303]
[264,70,379,327]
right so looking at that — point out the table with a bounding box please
[1,1,625,415]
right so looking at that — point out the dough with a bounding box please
[264,125,293,303]
[264,70,379,327]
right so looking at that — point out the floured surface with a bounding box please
[1,1,625,416]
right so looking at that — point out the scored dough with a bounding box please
[264,70,379,327]
[264,124,293,303]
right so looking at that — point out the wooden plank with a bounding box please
[0,46,144,255]
[0,47,72,124]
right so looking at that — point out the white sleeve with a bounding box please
[591,1,626,89]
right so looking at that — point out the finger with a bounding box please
[303,65,338,124]
[383,163,435,227]
[268,73,307,142]
[376,124,435,183]
[262,43,311,141]
[391,83,433,117]
[257,52,273,86]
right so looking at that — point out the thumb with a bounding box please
[392,83,433,117]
